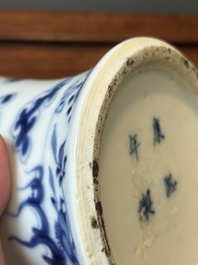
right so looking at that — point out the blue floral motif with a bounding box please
[11,79,71,161]
[7,72,92,265]
[9,126,80,264]
[51,125,67,186]
[0,93,17,108]
[55,71,91,122]
[8,166,65,264]
[49,127,80,265]
[9,166,45,217]
[12,71,90,162]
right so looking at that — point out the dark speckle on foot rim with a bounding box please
[93,160,99,177]
[95,201,103,215]
[93,177,98,185]
[121,68,127,77]
[108,83,115,98]
[182,58,189,68]
[93,160,99,185]
[95,200,112,259]
[126,58,134,66]
[91,216,98,229]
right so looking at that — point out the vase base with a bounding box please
[74,37,198,265]
[100,67,198,265]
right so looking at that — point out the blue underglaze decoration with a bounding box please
[50,126,79,264]
[0,93,17,107]
[9,126,80,264]
[8,166,61,264]
[8,166,45,220]
[12,79,71,161]
[12,71,90,162]
[55,71,91,122]
[51,125,67,186]
[7,73,92,264]
[138,189,155,221]
[129,134,140,161]
[164,173,177,198]
[153,117,165,145]
[4,77,21,83]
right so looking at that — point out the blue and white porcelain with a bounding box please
[0,37,198,265]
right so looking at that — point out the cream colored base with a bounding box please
[75,37,198,265]
[100,68,198,265]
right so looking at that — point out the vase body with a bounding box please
[0,72,92,265]
[1,37,198,265]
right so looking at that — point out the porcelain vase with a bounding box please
[1,37,198,265]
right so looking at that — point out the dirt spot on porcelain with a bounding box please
[91,216,98,229]
[127,58,135,66]
[94,199,113,260]
[93,160,99,185]
[182,57,189,68]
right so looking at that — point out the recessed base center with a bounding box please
[100,68,198,265]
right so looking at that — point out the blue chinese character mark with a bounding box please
[153,118,165,145]
[138,189,155,221]
[164,173,177,198]
[129,134,140,161]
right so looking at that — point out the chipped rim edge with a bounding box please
[69,37,198,265]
